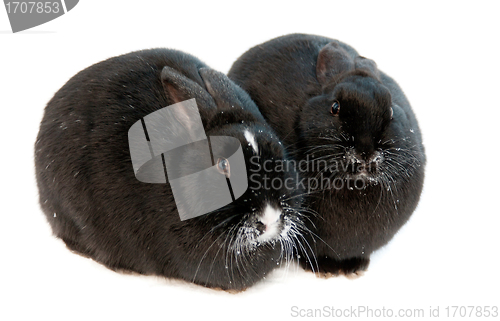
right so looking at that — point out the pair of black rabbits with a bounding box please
[35,34,425,291]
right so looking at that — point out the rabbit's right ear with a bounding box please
[161,66,218,134]
[161,66,216,108]
[316,41,355,85]
[355,56,381,80]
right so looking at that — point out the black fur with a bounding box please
[35,48,306,291]
[228,34,426,274]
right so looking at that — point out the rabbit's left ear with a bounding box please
[316,40,355,85]
[355,56,381,80]
[198,68,242,108]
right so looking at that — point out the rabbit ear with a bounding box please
[199,67,266,125]
[199,67,262,113]
[316,41,355,85]
[355,56,381,80]
[198,68,240,107]
[157,66,216,139]
[161,66,219,134]
[161,65,215,108]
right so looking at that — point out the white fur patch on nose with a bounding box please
[244,129,258,153]
[256,204,281,242]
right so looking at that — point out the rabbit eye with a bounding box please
[216,157,230,177]
[331,100,340,116]
[390,107,394,119]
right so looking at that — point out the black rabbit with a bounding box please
[229,34,426,275]
[35,48,308,291]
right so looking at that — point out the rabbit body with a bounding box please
[229,34,426,274]
[35,48,305,290]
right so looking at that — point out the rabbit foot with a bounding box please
[300,256,369,278]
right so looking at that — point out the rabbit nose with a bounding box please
[365,151,383,173]
[256,206,280,231]
[255,221,267,234]
[368,151,383,165]
[255,205,282,242]
[351,151,383,174]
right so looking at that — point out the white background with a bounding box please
[1,1,499,320]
